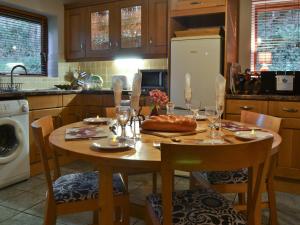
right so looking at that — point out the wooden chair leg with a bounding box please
[152,172,157,193]
[93,210,99,225]
[267,179,278,225]
[238,193,246,205]
[44,199,56,225]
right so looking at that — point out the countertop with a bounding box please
[226,94,300,101]
[0,88,134,100]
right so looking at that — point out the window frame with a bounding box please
[0,5,48,76]
[251,0,300,72]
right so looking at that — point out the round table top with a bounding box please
[49,120,282,169]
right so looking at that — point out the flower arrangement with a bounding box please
[149,89,169,116]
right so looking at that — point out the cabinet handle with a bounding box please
[282,108,298,113]
[149,38,153,45]
[109,41,112,47]
[240,106,254,110]
[80,43,84,49]
[190,1,202,5]
[115,42,119,47]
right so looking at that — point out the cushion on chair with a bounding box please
[53,171,126,204]
[206,169,248,185]
[147,188,246,225]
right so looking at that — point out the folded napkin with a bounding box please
[131,72,142,111]
[215,74,226,109]
[184,73,192,103]
[113,78,123,106]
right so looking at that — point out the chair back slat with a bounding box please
[160,138,273,225]
[240,110,282,133]
[31,116,61,197]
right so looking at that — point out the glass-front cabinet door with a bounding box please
[118,0,147,53]
[86,3,116,58]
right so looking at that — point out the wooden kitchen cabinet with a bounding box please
[65,7,86,60]
[85,3,117,58]
[225,99,268,116]
[64,0,167,60]
[118,0,148,55]
[61,106,83,125]
[148,0,168,56]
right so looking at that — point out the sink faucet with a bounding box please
[10,65,27,90]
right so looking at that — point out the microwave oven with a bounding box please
[139,69,168,93]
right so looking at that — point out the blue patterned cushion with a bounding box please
[53,171,126,204]
[206,169,248,185]
[147,188,246,225]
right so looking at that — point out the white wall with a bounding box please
[1,0,65,76]
[238,0,252,71]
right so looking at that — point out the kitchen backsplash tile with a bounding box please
[0,58,167,90]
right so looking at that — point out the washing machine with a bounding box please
[0,100,30,189]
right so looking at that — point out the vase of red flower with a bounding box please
[149,89,169,116]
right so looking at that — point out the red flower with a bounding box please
[149,89,169,107]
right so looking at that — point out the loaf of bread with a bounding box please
[141,115,197,132]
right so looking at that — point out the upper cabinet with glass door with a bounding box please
[118,0,148,54]
[86,3,116,58]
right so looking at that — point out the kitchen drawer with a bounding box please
[63,94,82,106]
[226,100,268,115]
[28,95,62,110]
[269,101,300,118]
[171,0,225,11]
[81,94,102,106]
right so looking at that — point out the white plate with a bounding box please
[83,117,111,124]
[234,131,273,140]
[91,140,131,151]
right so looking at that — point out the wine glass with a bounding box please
[184,88,192,110]
[205,106,219,141]
[116,106,131,142]
[216,98,225,135]
[190,101,201,120]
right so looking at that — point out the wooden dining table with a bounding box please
[49,120,281,225]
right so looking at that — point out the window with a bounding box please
[251,0,300,72]
[0,5,48,75]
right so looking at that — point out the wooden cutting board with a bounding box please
[140,128,207,138]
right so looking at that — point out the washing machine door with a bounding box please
[0,118,25,164]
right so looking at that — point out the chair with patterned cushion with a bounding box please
[31,116,129,225]
[146,137,275,225]
[191,110,282,225]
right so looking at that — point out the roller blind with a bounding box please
[0,6,48,75]
[251,0,300,72]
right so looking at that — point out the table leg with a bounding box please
[99,165,114,225]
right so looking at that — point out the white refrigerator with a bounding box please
[170,35,222,108]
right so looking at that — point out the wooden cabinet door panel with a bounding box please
[276,119,300,180]
[148,0,168,56]
[61,106,83,125]
[118,0,148,55]
[269,101,300,118]
[172,0,225,11]
[226,100,268,115]
[82,106,102,119]
[85,3,116,58]
[29,108,62,163]
[28,95,62,110]
[63,94,82,106]
[224,114,240,122]
[65,8,86,60]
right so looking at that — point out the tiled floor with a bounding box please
[0,160,299,225]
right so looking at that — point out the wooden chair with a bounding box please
[191,110,282,225]
[31,116,129,225]
[146,138,274,225]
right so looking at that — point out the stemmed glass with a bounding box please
[205,106,219,143]
[116,106,131,142]
[216,96,225,136]
[190,102,201,120]
[184,88,192,110]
